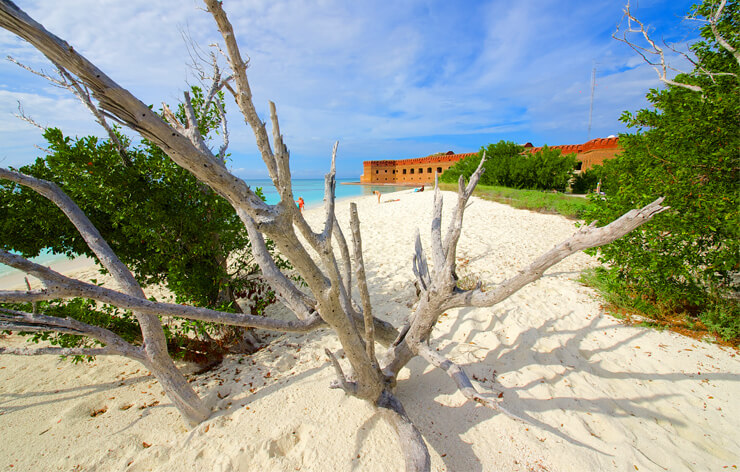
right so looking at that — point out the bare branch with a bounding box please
[14,100,45,130]
[615,1,704,92]
[325,348,357,394]
[319,141,339,243]
[215,98,229,162]
[161,102,186,133]
[332,215,355,307]
[204,0,282,192]
[349,203,376,364]
[449,197,668,309]
[0,250,324,333]
[239,211,317,321]
[430,172,445,271]
[181,90,213,157]
[269,101,292,198]
[0,346,125,357]
[0,307,144,360]
[416,343,528,423]
[56,66,131,163]
[411,230,431,293]
[707,0,740,67]
[442,151,486,269]
[376,391,431,472]
[0,3,270,219]
[8,56,130,163]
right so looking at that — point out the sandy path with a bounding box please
[0,190,738,471]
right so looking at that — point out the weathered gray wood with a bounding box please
[416,343,528,423]
[0,167,210,424]
[377,391,431,472]
[0,1,671,468]
[445,197,667,309]
[349,203,376,365]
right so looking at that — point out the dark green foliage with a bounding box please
[584,0,740,341]
[441,141,577,191]
[1,86,290,359]
[0,87,286,309]
[570,165,604,194]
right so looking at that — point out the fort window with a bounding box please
[410,169,414,174]
[375,170,378,174]
[403,169,407,174]
[427,167,432,173]
[418,168,423,173]
[437,167,442,174]
[575,161,583,171]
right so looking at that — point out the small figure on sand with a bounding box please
[414,185,425,193]
[296,196,305,212]
[373,190,381,203]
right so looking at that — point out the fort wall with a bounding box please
[359,138,620,184]
[527,137,621,171]
[360,152,476,184]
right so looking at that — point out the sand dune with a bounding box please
[1,190,738,471]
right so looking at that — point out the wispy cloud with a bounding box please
[0,0,697,178]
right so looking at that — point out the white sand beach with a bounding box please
[1,190,738,471]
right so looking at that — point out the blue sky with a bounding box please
[0,0,698,179]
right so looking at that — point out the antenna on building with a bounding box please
[587,64,596,141]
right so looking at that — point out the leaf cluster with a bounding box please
[584,0,740,340]
[0,87,292,359]
[441,141,578,191]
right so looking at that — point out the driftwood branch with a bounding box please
[416,343,528,423]
[349,203,376,364]
[0,1,678,467]
[0,250,323,333]
[325,348,358,394]
[376,391,431,472]
[614,0,738,93]
[0,307,144,360]
[0,346,125,357]
[448,197,668,309]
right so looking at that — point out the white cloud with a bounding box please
[0,0,698,178]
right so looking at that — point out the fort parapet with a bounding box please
[359,137,620,184]
[360,152,476,184]
[525,136,620,171]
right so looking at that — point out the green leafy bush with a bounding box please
[570,165,604,194]
[1,87,290,358]
[584,0,740,341]
[441,141,577,191]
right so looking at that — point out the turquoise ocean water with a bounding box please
[0,178,411,277]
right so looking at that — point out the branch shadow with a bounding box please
[0,374,149,416]
[393,310,739,471]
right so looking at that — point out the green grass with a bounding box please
[580,267,740,346]
[440,183,595,219]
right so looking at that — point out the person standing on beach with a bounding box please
[296,197,305,212]
[373,190,381,203]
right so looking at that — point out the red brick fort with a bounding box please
[360,137,620,184]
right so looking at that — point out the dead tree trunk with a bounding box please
[0,1,667,469]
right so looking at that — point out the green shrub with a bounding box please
[583,0,739,340]
[441,141,577,191]
[571,165,603,194]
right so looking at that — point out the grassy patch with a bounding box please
[440,183,595,219]
[580,267,739,347]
